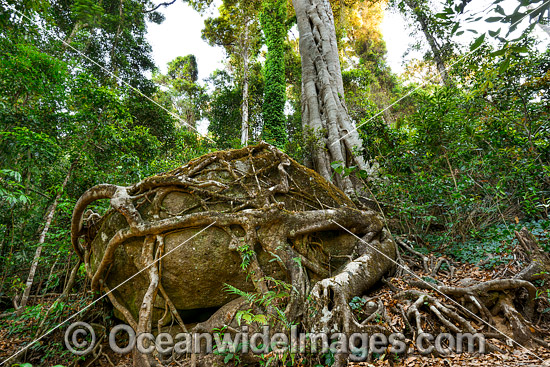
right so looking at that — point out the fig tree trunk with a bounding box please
[292,0,375,192]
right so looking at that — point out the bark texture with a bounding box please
[292,0,375,192]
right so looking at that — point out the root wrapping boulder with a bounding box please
[71,143,396,332]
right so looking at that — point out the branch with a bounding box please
[143,0,176,13]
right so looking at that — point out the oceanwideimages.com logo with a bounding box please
[65,322,486,361]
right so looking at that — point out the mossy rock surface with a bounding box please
[85,144,362,323]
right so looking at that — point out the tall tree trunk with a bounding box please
[16,160,77,315]
[110,0,125,75]
[403,0,452,86]
[292,0,372,192]
[240,21,250,145]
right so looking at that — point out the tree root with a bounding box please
[71,143,550,366]
[513,227,550,282]
[396,237,455,278]
[71,143,397,367]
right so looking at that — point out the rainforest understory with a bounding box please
[34,143,548,367]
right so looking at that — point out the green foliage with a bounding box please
[447,219,550,268]
[0,40,67,109]
[0,293,95,365]
[201,0,264,146]
[260,0,287,147]
[168,55,199,85]
[201,0,262,56]
[442,0,550,44]
[224,276,292,328]
[226,278,291,316]
[349,296,366,311]
[224,278,305,366]
[124,90,177,146]
[237,243,255,270]
[206,70,247,148]
[348,296,369,322]
[53,0,161,86]
[0,169,31,206]
[389,0,455,73]
[153,55,208,129]
[345,43,549,261]
[0,9,210,359]
[212,329,245,365]
[70,0,103,26]
[206,68,264,148]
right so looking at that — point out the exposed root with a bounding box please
[304,228,396,335]
[71,143,550,366]
[396,237,455,278]
[387,248,549,353]
[72,143,397,367]
[513,227,550,282]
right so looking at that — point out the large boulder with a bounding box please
[72,143,394,327]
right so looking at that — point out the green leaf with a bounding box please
[235,311,243,326]
[489,48,506,57]
[511,46,529,54]
[486,16,503,23]
[330,161,344,174]
[357,170,368,179]
[343,166,357,177]
[224,353,233,363]
[488,29,501,37]
[253,314,268,325]
[470,33,485,51]
[451,23,460,35]
[499,57,511,73]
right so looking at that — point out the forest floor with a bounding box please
[348,260,550,367]
[1,257,549,366]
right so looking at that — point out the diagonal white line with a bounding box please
[1,2,217,144]
[331,219,544,362]
[332,0,550,148]
[0,221,217,366]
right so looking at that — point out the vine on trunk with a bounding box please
[260,0,288,147]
